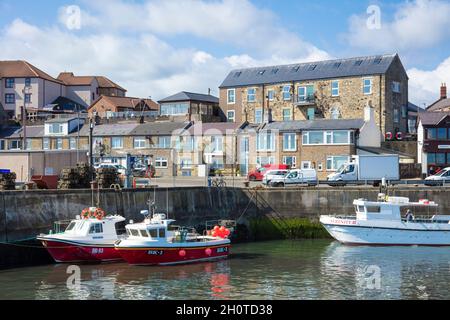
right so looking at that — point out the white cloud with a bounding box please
[344,0,450,51]
[408,57,450,107]
[0,0,330,100]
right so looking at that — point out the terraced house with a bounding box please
[219,54,409,136]
[240,105,381,179]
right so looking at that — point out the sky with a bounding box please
[1,0,450,107]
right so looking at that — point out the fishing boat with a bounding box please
[37,207,126,263]
[320,195,450,246]
[115,210,232,266]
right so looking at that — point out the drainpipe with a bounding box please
[379,75,383,135]
[262,84,265,123]
[292,81,295,120]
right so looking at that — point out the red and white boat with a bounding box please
[37,207,126,263]
[115,211,231,266]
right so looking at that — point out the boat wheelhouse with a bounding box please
[37,207,126,263]
[320,195,450,246]
[115,211,231,265]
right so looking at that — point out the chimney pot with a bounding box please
[441,83,447,99]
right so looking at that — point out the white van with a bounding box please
[262,169,289,185]
[269,169,318,187]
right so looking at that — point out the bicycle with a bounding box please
[211,176,227,188]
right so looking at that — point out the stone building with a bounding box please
[240,105,381,179]
[219,54,409,136]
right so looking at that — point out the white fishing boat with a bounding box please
[320,195,450,246]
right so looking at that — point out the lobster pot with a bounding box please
[96,167,119,188]
[0,172,16,190]
[77,162,93,188]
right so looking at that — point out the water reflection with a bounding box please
[320,242,450,299]
[1,240,450,299]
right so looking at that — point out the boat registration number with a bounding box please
[91,248,104,254]
[217,247,228,253]
[147,250,164,255]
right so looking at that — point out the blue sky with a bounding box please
[1,0,450,106]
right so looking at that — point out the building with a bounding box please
[417,111,450,177]
[178,122,246,176]
[0,103,7,129]
[158,91,221,122]
[56,72,127,109]
[240,105,381,179]
[88,95,159,119]
[407,102,424,134]
[219,54,409,136]
[0,60,65,118]
[426,83,450,112]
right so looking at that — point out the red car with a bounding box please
[247,164,290,181]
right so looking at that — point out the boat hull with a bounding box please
[115,244,231,265]
[320,216,450,246]
[38,238,122,263]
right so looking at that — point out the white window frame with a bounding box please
[392,81,401,93]
[302,131,352,145]
[326,156,350,171]
[394,108,400,123]
[69,138,77,150]
[180,158,193,169]
[9,140,21,150]
[331,80,339,97]
[111,137,123,149]
[283,156,297,168]
[255,108,263,124]
[43,138,50,150]
[210,136,223,153]
[283,133,297,151]
[256,156,275,166]
[267,89,275,101]
[282,85,291,101]
[247,88,256,102]
[227,89,235,104]
[282,109,292,121]
[56,138,63,150]
[363,78,373,95]
[256,131,276,152]
[155,157,168,168]
[301,161,312,169]
[134,137,148,149]
[227,110,235,122]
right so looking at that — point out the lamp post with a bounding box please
[89,118,95,182]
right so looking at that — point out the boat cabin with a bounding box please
[62,215,126,238]
[125,213,177,241]
[353,196,440,222]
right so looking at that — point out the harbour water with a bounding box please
[1,240,450,300]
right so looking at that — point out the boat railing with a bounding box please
[53,220,72,234]
[329,215,357,220]
[401,216,450,224]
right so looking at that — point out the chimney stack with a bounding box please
[441,83,447,99]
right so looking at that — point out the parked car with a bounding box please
[94,163,126,175]
[425,167,450,185]
[269,169,318,187]
[248,164,290,181]
[262,169,289,185]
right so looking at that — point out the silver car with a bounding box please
[262,169,289,185]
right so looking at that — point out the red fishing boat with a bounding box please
[115,210,232,266]
[37,207,126,263]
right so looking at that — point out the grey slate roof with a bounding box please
[263,119,365,131]
[187,122,244,135]
[220,54,398,88]
[158,91,219,104]
[2,126,45,138]
[130,121,191,136]
[73,123,139,137]
[427,98,450,112]
[418,112,450,126]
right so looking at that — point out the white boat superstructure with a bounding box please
[320,195,450,246]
